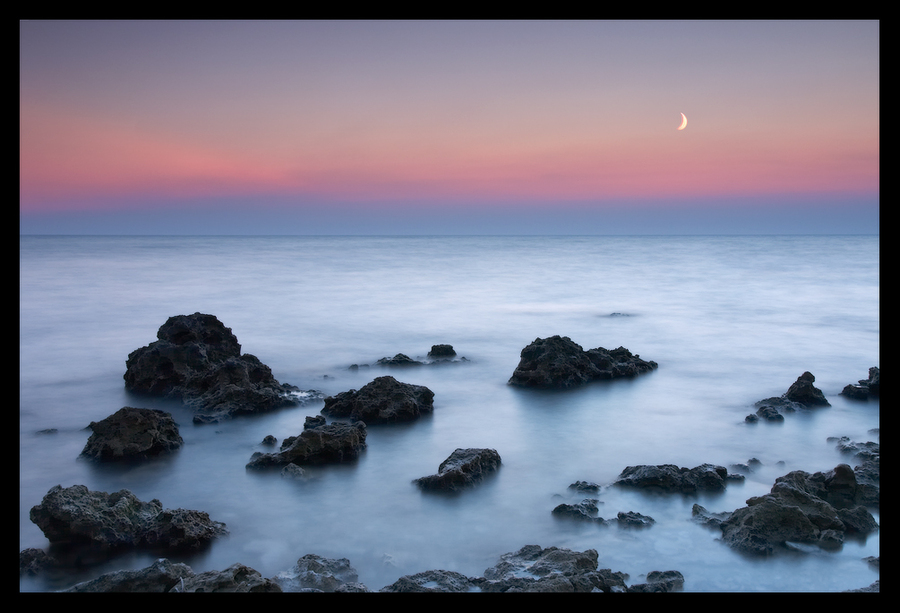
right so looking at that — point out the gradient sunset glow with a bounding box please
[19,20,879,234]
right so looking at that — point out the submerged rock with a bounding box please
[414,448,502,492]
[275,554,368,592]
[246,420,367,469]
[29,484,227,552]
[174,563,283,592]
[749,372,830,422]
[63,558,196,592]
[123,313,317,423]
[80,407,183,461]
[508,335,657,388]
[321,375,434,424]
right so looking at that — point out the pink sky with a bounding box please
[20,20,879,233]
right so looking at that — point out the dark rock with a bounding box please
[321,375,434,424]
[29,484,227,552]
[691,504,732,528]
[246,420,367,469]
[380,569,477,593]
[552,499,603,523]
[275,554,366,592]
[508,336,657,388]
[427,344,457,358]
[173,563,282,592]
[80,407,183,461]
[63,558,195,592]
[19,548,59,576]
[840,367,879,400]
[616,511,656,528]
[568,480,601,494]
[375,353,424,367]
[261,434,277,446]
[753,404,785,422]
[614,463,730,494]
[626,570,684,592]
[785,371,830,406]
[414,448,501,492]
[717,465,879,555]
[123,313,317,423]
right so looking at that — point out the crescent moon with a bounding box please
[677,113,687,130]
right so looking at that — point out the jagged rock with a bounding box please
[19,548,58,576]
[375,353,424,367]
[80,407,183,461]
[246,421,367,469]
[841,367,879,400]
[321,375,434,424]
[413,448,501,492]
[29,484,227,552]
[173,563,282,592]
[275,554,365,592]
[614,463,730,494]
[123,313,317,423]
[616,511,656,528]
[63,558,195,592]
[508,336,657,388]
[552,499,602,522]
[626,570,684,592]
[785,371,830,406]
[717,464,879,555]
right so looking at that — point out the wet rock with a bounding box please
[173,563,282,592]
[840,367,879,400]
[123,313,318,423]
[568,480,601,494]
[717,465,879,555]
[275,554,367,592]
[508,335,657,388]
[321,375,434,424]
[616,511,656,528]
[479,545,627,593]
[80,407,183,461]
[375,353,424,367]
[613,463,731,494]
[19,548,59,576]
[552,499,602,522]
[380,569,478,593]
[413,448,501,492]
[29,484,227,552]
[246,420,367,469]
[63,558,195,592]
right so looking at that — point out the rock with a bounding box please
[413,448,501,492]
[480,545,626,593]
[375,353,424,367]
[427,344,457,358]
[19,548,59,576]
[626,570,684,592]
[841,367,879,400]
[321,375,435,424]
[717,465,879,555]
[29,484,227,552]
[380,569,478,593]
[552,499,603,523]
[80,407,183,461]
[508,335,657,388]
[752,404,785,422]
[568,480,601,494]
[246,420,367,469]
[613,463,730,494]
[123,313,317,423]
[275,554,365,592]
[616,511,656,528]
[691,504,733,528]
[785,371,830,406]
[174,563,282,592]
[63,558,195,592]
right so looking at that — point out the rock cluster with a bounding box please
[413,448,502,492]
[508,336,657,388]
[29,484,228,552]
[747,371,830,422]
[321,375,434,424]
[123,313,315,423]
[80,407,183,461]
[694,463,879,556]
[64,559,282,593]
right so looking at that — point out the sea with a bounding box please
[19,234,879,592]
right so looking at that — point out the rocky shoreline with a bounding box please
[20,314,879,592]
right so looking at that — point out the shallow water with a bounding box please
[19,234,879,592]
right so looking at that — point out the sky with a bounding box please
[19,20,879,235]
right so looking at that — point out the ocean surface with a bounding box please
[19,234,879,592]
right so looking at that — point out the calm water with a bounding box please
[19,235,879,592]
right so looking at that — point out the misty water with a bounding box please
[19,234,879,592]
